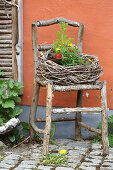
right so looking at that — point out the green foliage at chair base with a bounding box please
[0,72,23,144]
[91,115,113,147]
[0,78,23,126]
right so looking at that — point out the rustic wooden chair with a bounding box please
[29,17,109,155]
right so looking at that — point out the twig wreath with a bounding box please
[37,22,103,86]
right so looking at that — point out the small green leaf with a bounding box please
[56,31,61,38]
[8,135,15,143]
[0,71,5,76]
[2,100,15,109]
[10,106,23,118]
[50,122,56,140]
[8,79,14,88]
[0,155,4,160]
[14,96,21,103]
[20,134,24,139]
[0,118,4,126]
[21,122,29,133]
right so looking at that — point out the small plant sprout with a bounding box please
[37,149,68,166]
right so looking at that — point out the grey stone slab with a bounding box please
[105,154,113,160]
[55,167,74,170]
[30,152,42,159]
[32,148,42,153]
[91,143,102,149]
[68,150,81,156]
[109,148,113,153]
[3,154,21,160]
[31,144,41,149]
[3,151,13,154]
[68,163,77,168]
[37,165,54,169]
[17,164,36,168]
[74,147,88,152]
[1,159,18,165]
[20,160,36,165]
[79,166,96,170]
[0,141,7,150]
[102,161,113,167]
[54,139,73,145]
[68,158,80,163]
[88,155,102,160]
[84,158,102,164]
[100,168,113,170]
[104,160,113,163]
[21,151,32,155]
[66,141,90,149]
[81,162,99,166]
[0,163,14,168]
[14,168,31,170]
[49,144,58,150]
[89,150,102,156]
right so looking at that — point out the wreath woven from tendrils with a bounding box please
[37,50,103,86]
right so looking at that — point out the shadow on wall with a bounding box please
[19,105,113,139]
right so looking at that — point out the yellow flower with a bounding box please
[55,48,61,51]
[60,149,67,155]
[68,43,72,47]
[88,59,91,62]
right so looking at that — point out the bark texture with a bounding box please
[0,118,20,135]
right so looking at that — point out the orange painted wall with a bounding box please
[21,0,113,109]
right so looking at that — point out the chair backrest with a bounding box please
[31,17,85,75]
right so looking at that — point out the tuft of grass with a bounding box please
[37,151,68,166]
[0,155,3,161]
[91,115,113,147]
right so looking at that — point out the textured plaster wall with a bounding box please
[22,0,113,109]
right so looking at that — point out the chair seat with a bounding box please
[36,78,102,91]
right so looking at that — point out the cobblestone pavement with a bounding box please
[0,139,113,170]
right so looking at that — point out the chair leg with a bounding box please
[43,83,53,155]
[75,90,83,140]
[29,82,40,141]
[101,80,109,155]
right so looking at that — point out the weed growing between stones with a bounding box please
[0,155,3,161]
[36,149,68,166]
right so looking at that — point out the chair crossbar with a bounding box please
[52,107,102,114]
[78,122,102,134]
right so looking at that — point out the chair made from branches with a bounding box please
[29,17,109,155]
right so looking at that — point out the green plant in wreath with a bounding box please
[52,22,90,66]
[91,115,113,146]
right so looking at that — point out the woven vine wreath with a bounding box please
[37,50,103,86]
[36,22,103,86]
